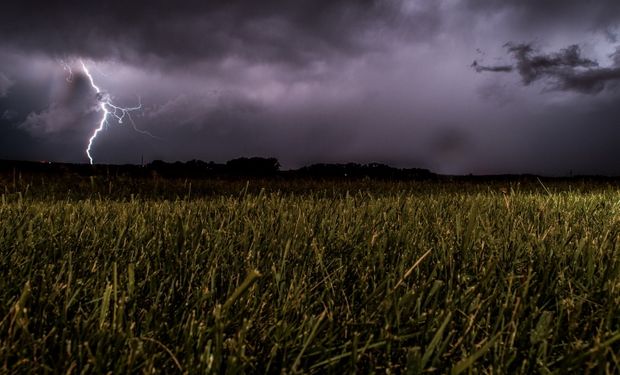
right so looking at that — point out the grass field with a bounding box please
[2,176,620,373]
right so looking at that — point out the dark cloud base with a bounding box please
[474,43,620,94]
[0,0,412,69]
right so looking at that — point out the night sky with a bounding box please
[2,1,620,175]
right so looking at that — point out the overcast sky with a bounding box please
[2,0,620,174]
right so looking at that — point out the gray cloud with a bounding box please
[471,61,513,73]
[19,71,99,135]
[507,44,598,84]
[474,43,620,94]
[5,1,620,174]
[464,0,620,32]
[0,73,13,97]
[1,110,17,121]
[0,0,437,70]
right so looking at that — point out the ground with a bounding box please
[1,173,620,373]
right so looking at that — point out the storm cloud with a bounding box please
[474,43,620,94]
[0,73,13,97]
[471,61,513,73]
[0,0,438,68]
[3,1,620,174]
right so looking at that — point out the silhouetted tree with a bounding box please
[226,157,280,176]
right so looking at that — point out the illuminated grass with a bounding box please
[1,183,620,372]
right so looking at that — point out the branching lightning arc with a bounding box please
[79,60,155,164]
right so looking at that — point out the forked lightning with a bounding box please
[79,60,154,164]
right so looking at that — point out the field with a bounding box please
[2,174,620,373]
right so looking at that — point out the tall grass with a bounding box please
[1,183,620,372]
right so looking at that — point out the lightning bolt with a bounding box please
[79,60,156,164]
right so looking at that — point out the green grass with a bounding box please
[2,179,620,373]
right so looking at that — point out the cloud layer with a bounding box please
[0,0,427,68]
[2,1,620,174]
[0,73,13,97]
[473,43,620,94]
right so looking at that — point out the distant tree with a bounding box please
[226,157,280,176]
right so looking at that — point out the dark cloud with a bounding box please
[19,72,98,135]
[506,44,598,84]
[0,73,13,97]
[464,0,620,32]
[4,1,620,174]
[474,43,620,94]
[471,61,513,73]
[0,0,433,69]
[1,110,18,121]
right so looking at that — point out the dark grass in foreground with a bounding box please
[2,180,620,373]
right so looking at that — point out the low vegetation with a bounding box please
[1,175,620,372]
